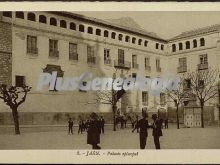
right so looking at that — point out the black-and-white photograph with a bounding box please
[0,10,220,150]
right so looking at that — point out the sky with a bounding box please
[74,11,220,40]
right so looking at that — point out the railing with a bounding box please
[145,65,151,71]
[198,63,208,70]
[104,59,111,65]
[27,48,38,55]
[87,56,96,64]
[69,53,78,61]
[49,50,59,58]
[177,65,187,73]
[132,63,139,69]
[114,60,131,69]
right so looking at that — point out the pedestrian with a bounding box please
[78,119,83,134]
[132,111,150,149]
[87,112,101,149]
[100,116,105,134]
[68,118,74,134]
[152,114,163,149]
[135,115,139,133]
[164,118,168,129]
[159,118,164,129]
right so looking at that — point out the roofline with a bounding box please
[48,11,167,43]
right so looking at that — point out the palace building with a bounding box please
[0,11,219,125]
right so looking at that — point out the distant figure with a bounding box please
[85,119,90,131]
[78,119,83,134]
[132,112,150,149]
[135,115,139,133]
[68,118,74,134]
[87,112,101,149]
[100,116,105,134]
[152,114,163,149]
[159,118,164,129]
[164,118,168,129]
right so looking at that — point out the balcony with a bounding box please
[27,47,38,55]
[132,63,139,69]
[198,63,208,70]
[177,66,187,73]
[145,65,151,71]
[87,56,96,64]
[156,67,162,72]
[114,60,131,69]
[104,59,112,65]
[69,53,78,61]
[49,50,59,58]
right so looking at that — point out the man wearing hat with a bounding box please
[152,114,163,149]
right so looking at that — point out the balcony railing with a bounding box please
[49,50,59,58]
[145,65,151,71]
[27,47,38,55]
[87,56,96,64]
[132,63,139,69]
[177,65,187,73]
[69,53,78,61]
[104,59,112,65]
[156,67,162,72]
[114,60,131,69]
[198,63,208,70]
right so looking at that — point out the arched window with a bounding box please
[27,12,36,21]
[104,30,109,37]
[88,27,93,34]
[60,20,67,28]
[111,32,116,39]
[186,41,190,49]
[39,15,47,24]
[138,39,142,45]
[96,29,101,36]
[193,39,197,48]
[156,43,159,49]
[79,24,84,32]
[3,11,12,18]
[200,38,205,46]
[179,43,183,50]
[144,40,148,47]
[118,34,123,41]
[70,22,76,30]
[16,12,24,19]
[172,44,176,52]
[50,17,57,26]
[132,37,136,44]
[125,36,130,42]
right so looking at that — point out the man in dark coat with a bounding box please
[100,116,105,134]
[78,119,83,134]
[152,114,163,149]
[132,112,150,149]
[87,112,101,149]
[164,118,168,129]
[68,118,74,134]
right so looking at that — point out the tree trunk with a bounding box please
[176,105,180,129]
[201,102,204,128]
[12,107,20,134]
[112,105,116,131]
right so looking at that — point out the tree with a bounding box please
[0,84,31,134]
[186,68,219,128]
[166,77,187,129]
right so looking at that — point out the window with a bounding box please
[27,12,36,21]
[15,76,25,87]
[132,37,136,44]
[104,49,111,65]
[179,57,187,67]
[145,57,150,67]
[16,12,24,19]
[3,11,12,18]
[138,39,142,45]
[156,58,161,69]
[156,43,159,49]
[111,32,116,39]
[132,55,138,69]
[50,17,57,26]
[160,93,166,105]
[172,44,176,52]
[144,40,148,47]
[87,46,95,64]
[118,34,123,41]
[27,35,38,54]
[49,39,59,58]
[79,25,84,32]
[70,22,76,30]
[193,39,197,48]
[142,91,149,105]
[200,54,208,64]
[87,27,93,34]
[186,41,190,49]
[118,49,125,64]
[200,38,205,46]
[60,20,67,28]
[39,15,47,24]
[104,30,109,37]
[125,36,130,42]
[96,29,101,36]
[132,73,137,78]
[184,79,191,89]
[69,43,78,61]
[179,43,183,50]
[161,44,164,50]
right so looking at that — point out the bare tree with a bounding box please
[186,68,219,128]
[0,84,31,134]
